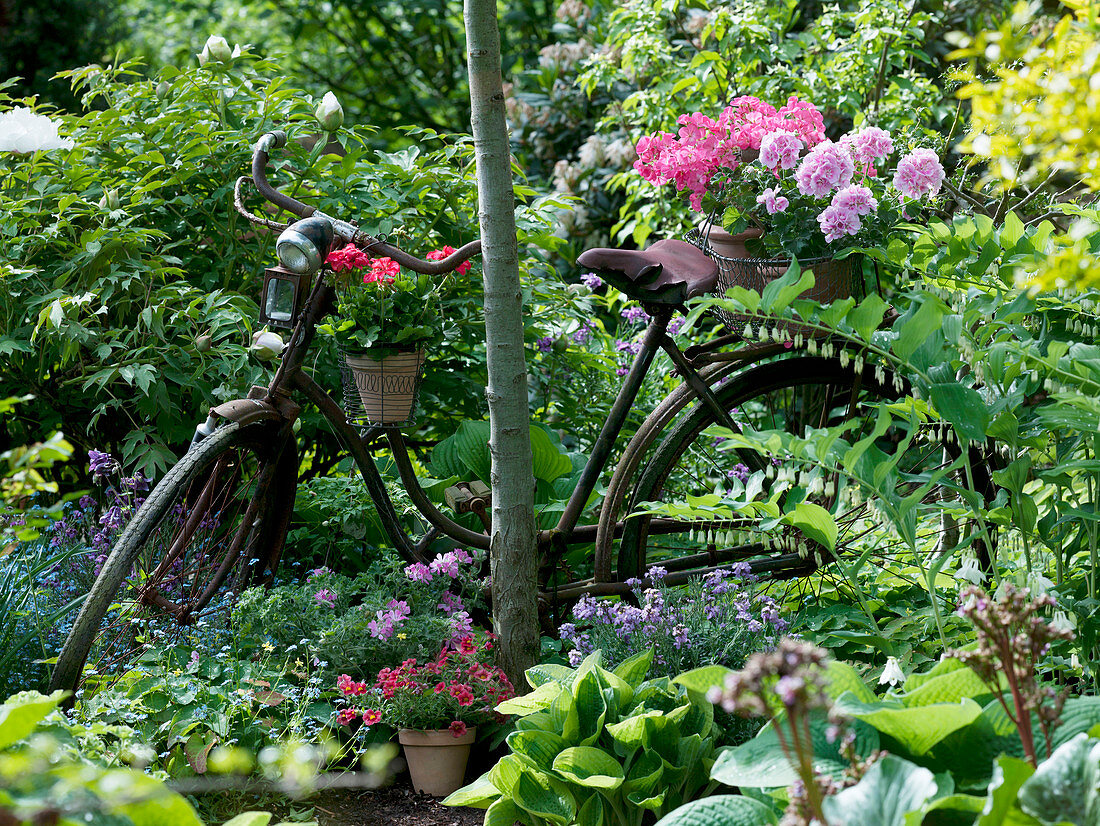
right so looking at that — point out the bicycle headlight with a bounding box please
[276,216,335,275]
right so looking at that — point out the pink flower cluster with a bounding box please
[893,148,945,200]
[366,257,399,284]
[817,185,879,242]
[794,141,855,198]
[367,598,411,640]
[757,187,789,215]
[841,127,894,175]
[759,131,803,172]
[404,548,474,583]
[633,96,824,211]
[313,588,336,608]
[326,243,371,272]
[426,246,473,276]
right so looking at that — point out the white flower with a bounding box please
[250,330,285,361]
[879,656,905,687]
[314,92,344,132]
[1026,570,1054,598]
[957,553,986,585]
[0,107,75,153]
[1051,610,1076,633]
[198,35,234,66]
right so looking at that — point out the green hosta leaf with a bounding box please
[627,790,666,811]
[512,768,577,826]
[498,682,563,716]
[516,712,557,733]
[1018,734,1100,826]
[930,383,989,443]
[652,794,778,826]
[552,746,625,789]
[485,798,530,826]
[673,665,734,697]
[832,693,982,756]
[821,755,938,826]
[507,731,567,771]
[577,793,604,826]
[625,749,664,796]
[489,755,527,796]
[613,649,654,690]
[431,420,571,485]
[902,665,991,706]
[823,660,876,703]
[551,686,580,744]
[977,755,1037,826]
[607,710,661,751]
[573,671,608,747]
[930,701,1025,788]
[904,658,969,692]
[222,814,272,826]
[1051,697,1100,751]
[526,663,575,689]
[0,690,66,750]
[530,425,574,482]
[442,774,500,809]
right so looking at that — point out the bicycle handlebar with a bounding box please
[250,131,482,275]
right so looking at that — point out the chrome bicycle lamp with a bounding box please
[276,216,335,275]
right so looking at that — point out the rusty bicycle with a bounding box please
[50,131,993,692]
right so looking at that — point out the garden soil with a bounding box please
[308,781,482,826]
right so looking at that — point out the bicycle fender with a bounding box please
[210,397,283,427]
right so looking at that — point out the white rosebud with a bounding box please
[315,92,344,132]
[0,107,75,153]
[250,330,285,361]
[879,656,905,687]
[199,35,233,66]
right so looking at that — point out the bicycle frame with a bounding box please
[211,251,787,584]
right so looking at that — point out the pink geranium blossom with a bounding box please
[893,148,945,200]
[841,127,894,175]
[426,246,472,275]
[313,588,336,608]
[817,204,863,243]
[795,141,855,198]
[759,131,803,172]
[756,187,789,215]
[831,184,878,217]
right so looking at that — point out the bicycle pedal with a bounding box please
[444,481,492,515]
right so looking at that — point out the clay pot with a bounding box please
[398,727,477,796]
[698,224,763,259]
[344,348,425,424]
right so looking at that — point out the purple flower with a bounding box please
[88,449,117,481]
[189,650,200,668]
[313,588,336,607]
[615,339,643,355]
[726,463,750,483]
[404,562,433,582]
[672,624,691,649]
[79,495,95,510]
[571,323,594,344]
[430,550,463,578]
[581,272,603,290]
[306,566,331,581]
[775,674,805,707]
[646,565,668,582]
[437,591,465,615]
[668,317,685,336]
[621,306,650,324]
[536,336,554,353]
[615,364,629,377]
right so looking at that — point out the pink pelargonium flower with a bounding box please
[840,127,894,175]
[893,148,945,200]
[313,588,336,608]
[365,257,399,284]
[756,187,790,215]
[830,184,878,217]
[817,203,862,243]
[405,562,432,582]
[795,141,855,198]
[426,246,472,275]
[758,131,803,172]
[326,243,371,272]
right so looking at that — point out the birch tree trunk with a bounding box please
[464,0,540,686]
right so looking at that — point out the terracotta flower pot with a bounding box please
[398,727,477,796]
[698,224,763,259]
[344,348,425,424]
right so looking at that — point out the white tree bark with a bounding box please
[464,0,540,685]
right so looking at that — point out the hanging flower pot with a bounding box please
[344,347,426,424]
[398,726,477,796]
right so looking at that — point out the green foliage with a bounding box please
[232,556,485,681]
[325,269,446,352]
[445,649,719,825]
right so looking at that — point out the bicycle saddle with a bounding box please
[577,239,719,306]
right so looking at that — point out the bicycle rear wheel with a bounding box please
[50,420,297,693]
[620,355,987,586]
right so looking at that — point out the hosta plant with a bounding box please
[443,648,719,825]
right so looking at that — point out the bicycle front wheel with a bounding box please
[50,420,297,693]
[620,355,978,585]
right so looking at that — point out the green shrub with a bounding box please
[444,649,719,825]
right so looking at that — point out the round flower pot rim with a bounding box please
[398,726,477,746]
